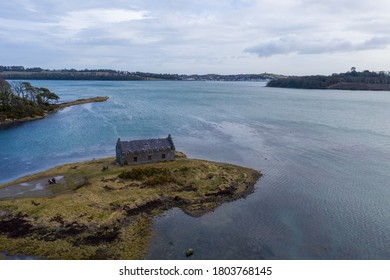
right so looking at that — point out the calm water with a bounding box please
[1,80,390,259]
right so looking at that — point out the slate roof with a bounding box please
[118,135,175,154]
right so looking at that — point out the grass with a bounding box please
[0,152,261,259]
[57,96,109,109]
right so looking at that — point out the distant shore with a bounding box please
[0,65,279,81]
[0,96,109,127]
[327,82,390,91]
[267,70,390,91]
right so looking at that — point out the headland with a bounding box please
[267,69,390,91]
[0,96,109,127]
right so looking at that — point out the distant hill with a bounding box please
[267,70,390,91]
[0,66,276,81]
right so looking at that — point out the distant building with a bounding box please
[116,135,175,166]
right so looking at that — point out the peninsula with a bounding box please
[57,96,109,109]
[0,152,261,259]
[267,69,390,91]
[0,78,108,126]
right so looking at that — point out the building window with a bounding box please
[133,157,138,162]
[161,154,166,159]
[148,155,152,160]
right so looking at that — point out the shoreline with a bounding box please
[0,96,109,127]
[0,153,261,259]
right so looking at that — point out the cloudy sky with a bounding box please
[1,0,390,75]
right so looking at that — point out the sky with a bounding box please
[1,0,390,75]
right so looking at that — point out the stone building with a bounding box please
[116,135,175,166]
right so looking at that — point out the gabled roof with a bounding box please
[117,135,175,154]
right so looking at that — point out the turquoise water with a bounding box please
[1,80,390,259]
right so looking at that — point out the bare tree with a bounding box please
[0,77,13,107]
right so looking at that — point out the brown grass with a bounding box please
[0,153,261,259]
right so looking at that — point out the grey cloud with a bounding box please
[245,36,390,57]
[2,0,390,74]
[357,36,390,50]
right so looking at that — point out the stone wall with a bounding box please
[118,150,175,166]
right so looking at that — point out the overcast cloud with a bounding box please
[1,0,390,75]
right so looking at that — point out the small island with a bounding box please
[0,152,261,259]
[0,78,108,126]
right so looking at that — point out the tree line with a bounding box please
[0,66,123,73]
[0,66,176,81]
[0,78,59,122]
[0,65,274,81]
[267,70,390,89]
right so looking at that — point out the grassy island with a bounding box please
[0,152,261,259]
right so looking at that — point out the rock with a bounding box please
[186,248,194,257]
[31,200,40,206]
